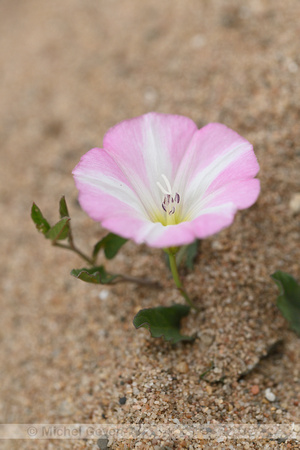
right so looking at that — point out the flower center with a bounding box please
[156,174,181,217]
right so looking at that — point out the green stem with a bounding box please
[54,242,94,265]
[54,242,161,288]
[168,251,199,311]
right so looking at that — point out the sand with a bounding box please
[0,0,299,448]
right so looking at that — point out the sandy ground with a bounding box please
[0,0,299,448]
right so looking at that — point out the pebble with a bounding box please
[133,387,140,395]
[119,396,127,405]
[175,362,189,374]
[132,405,141,410]
[206,385,213,395]
[211,240,224,251]
[289,193,300,213]
[99,289,109,300]
[251,385,260,395]
[97,437,109,450]
[265,388,276,402]
[199,333,215,347]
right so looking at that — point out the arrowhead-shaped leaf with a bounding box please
[31,203,51,234]
[59,196,69,218]
[271,271,300,336]
[45,217,70,241]
[71,266,119,284]
[133,304,194,343]
[58,196,71,239]
[93,233,127,260]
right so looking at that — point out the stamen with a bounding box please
[174,193,180,203]
[157,174,181,218]
[161,174,172,195]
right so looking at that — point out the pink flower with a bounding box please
[73,113,260,248]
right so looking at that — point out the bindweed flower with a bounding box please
[73,113,260,248]
[32,113,262,340]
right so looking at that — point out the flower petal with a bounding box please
[191,203,238,239]
[174,123,259,219]
[148,221,196,248]
[103,112,197,205]
[148,204,238,247]
[200,179,260,211]
[72,148,148,220]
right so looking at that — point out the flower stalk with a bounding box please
[167,250,199,311]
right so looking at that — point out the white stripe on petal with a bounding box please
[103,148,161,222]
[135,221,165,244]
[178,143,250,219]
[141,115,173,204]
[74,171,148,218]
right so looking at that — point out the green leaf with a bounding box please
[31,203,51,234]
[182,239,200,270]
[58,196,71,239]
[59,196,69,218]
[45,217,70,241]
[133,304,194,343]
[71,266,119,284]
[93,233,127,260]
[271,271,300,336]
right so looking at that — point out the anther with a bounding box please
[157,174,181,216]
[174,193,180,203]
